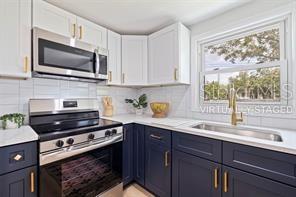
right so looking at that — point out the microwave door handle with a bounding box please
[95,49,100,77]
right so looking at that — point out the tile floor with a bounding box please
[123,184,154,197]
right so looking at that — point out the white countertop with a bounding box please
[102,114,296,155]
[0,126,39,148]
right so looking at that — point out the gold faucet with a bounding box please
[228,87,243,125]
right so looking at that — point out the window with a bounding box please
[199,21,287,104]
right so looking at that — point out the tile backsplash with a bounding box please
[0,78,137,123]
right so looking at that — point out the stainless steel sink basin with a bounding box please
[192,123,283,142]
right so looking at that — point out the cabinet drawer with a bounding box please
[0,142,37,175]
[223,142,296,187]
[173,132,222,162]
[146,126,171,147]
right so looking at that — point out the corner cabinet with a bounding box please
[148,23,190,85]
[0,0,31,79]
[107,30,122,85]
[122,35,148,86]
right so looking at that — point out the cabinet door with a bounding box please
[172,150,221,197]
[122,36,148,86]
[77,17,107,48]
[0,166,37,197]
[33,0,76,38]
[145,141,171,197]
[107,30,122,85]
[149,23,178,85]
[123,124,134,186]
[133,124,145,186]
[222,166,296,197]
[0,0,31,78]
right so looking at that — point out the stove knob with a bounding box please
[111,129,117,135]
[88,134,95,140]
[56,140,64,148]
[67,138,74,145]
[105,130,111,137]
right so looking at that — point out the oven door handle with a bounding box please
[40,135,122,166]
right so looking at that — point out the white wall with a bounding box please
[0,78,137,124]
[139,0,296,130]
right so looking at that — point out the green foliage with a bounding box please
[125,94,148,109]
[204,28,281,102]
[207,29,280,64]
[204,68,280,101]
[0,113,25,129]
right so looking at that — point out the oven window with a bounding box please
[39,142,122,197]
[39,38,95,73]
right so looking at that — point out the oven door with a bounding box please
[33,27,98,79]
[39,142,122,197]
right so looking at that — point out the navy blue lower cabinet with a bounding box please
[0,166,37,197]
[172,150,221,197]
[123,124,134,186]
[145,142,171,197]
[222,166,296,197]
[133,124,145,186]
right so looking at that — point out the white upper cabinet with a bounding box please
[107,30,122,85]
[148,23,190,85]
[33,0,107,48]
[77,17,107,48]
[0,0,31,78]
[122,36,148,86]
[33,0,76,38]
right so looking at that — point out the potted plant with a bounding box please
[125,94,148,115]
[0,113,25,130]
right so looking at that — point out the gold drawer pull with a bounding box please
[150,134,162,140]
[13,154,23,161]
[72,23,76,38]
[164,151,169,167]
[79,26,83,39]
[223,171,228,193]
[30,172,35,193]
[214,168,219,189]
[174,68,178,81]
[108,71,112,82]
[23,56,29,73]
[122,73,125,84]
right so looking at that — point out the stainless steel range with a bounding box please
[29,99,123,197]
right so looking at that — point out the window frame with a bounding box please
[192,15,292,111]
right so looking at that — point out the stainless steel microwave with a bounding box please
[32,27,108,81]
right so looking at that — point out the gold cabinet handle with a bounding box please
[23,56,29,73]
[122,73,125,84]
[30,172,35,193]
[214,168,219,189]
[13,154,23,161]
[72,23,76,38]
[164,151,169,167]
[223,171,228,193]
[79,25,83,39]
[174,68,178,81]
[150,134,162,140]
[108,71,112,82]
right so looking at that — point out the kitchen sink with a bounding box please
[192,123,283,142]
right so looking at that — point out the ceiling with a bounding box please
[46,0,252,34]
